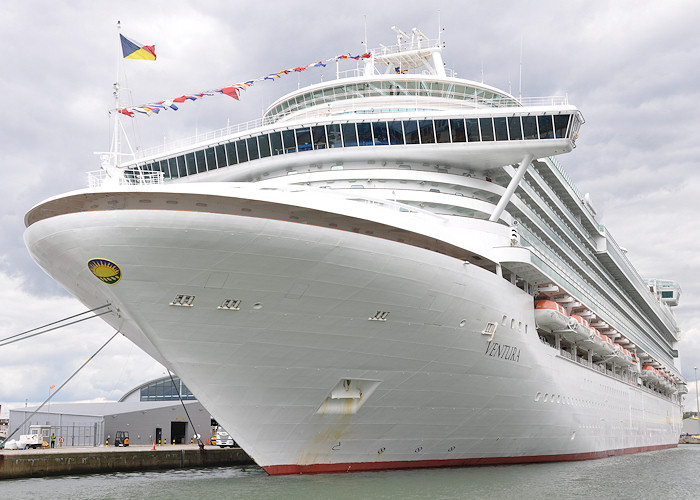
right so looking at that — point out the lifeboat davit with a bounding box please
[577,328,603,353]
[597,333,616,356]
[563,314,592,343]
[534,300,571,333]
[610,344,634,366]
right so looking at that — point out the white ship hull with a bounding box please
[24,186,682,473]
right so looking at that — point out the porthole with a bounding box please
[535,392,541,402]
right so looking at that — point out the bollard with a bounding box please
[106,438,109,447]
[172,438,175,446]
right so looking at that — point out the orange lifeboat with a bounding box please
[565,314,592,343]
[597,332,616,356]
[611,343,634,366]
[534,300,571,333]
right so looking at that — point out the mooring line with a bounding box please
[1,329,121,446]
[0,305,112,347]
[167,370,205,449]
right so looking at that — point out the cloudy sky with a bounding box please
[2,0,700,415]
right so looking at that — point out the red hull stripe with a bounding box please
[263,443,678,475]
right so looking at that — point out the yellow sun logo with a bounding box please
[87,259,122,285]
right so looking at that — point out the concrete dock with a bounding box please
[0,444,255,480]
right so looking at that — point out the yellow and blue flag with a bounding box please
[120,34,156,61]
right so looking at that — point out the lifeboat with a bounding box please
[561,314,591,343]
[534,300,570,333]
[577,328,603,353]
[597,333,616,356]
[610,344,634,366]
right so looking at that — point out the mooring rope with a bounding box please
[167,370,205,450]
[0,304,111,347]
[1,329,121,446]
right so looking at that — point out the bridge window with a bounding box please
[494,117,508,141]
[244,138,257,160]
[226,141,238,164]
[312,126,327,149]
[341,123,358,147]
[215,144,227,168]
[205,147,216,170]
[388,121,404,145]
[419,120,435,144]
[169,157,181,179]
[466,119,480,142]
[236,139,249,162]
[326,124,342,148]
[357,123,373,146]
[258,135,271,158]
[538,115,554,139]
[508,116,522,140]
[193,151,204,174]
[450,119,466,142]
[480,118,494,141]
[522,116,538,140]
[435,119,451,143]
[269,131,283,155]
[185,152,196,174]
[282,129,296,153]
[554,114,570,139]
[372,122,389,145]
[404,120,420,144]
[295,127,312,152]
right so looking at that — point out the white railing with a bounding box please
[87,169,164,188]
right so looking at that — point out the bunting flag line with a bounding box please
[120,33,157,61]
[117,52,371,117]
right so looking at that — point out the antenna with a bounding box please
[364,15,368,48]
[519,36,523,101]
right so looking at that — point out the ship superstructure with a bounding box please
[24,28,684,474]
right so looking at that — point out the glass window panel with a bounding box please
[479,118,494,141]
[494,117,508,141]
[215,144,227,168]
[157,160,169,179]
[245,137,258,160]
[326,124,342,148]
[419,120,435,143]
[357,123,373,146]
[554,114,571,138]
[296,127,312,151]
[312,125,327,149]
[195,150,206,173]
[258,134,271,157]
[226,141,238,164]
[282,130,296,153]
[434,119,450,143]
[342,123,358,147]
[538,115,554,139]
[403,120,419,144]
[269,132,282,155]
[236,139,249,162]
[387,121,404,145]
[174,157,187,178]
[507,116,522,140]
[450,119,466,142]
[372,122,389,145]
[185,152,196,174]
[166,158,177,179]
[466,119,480,142]
[522,116,538,139]
[205,147,216,171]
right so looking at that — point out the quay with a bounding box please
[0,444,255,480]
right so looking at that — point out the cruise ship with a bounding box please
[24,28,685,474]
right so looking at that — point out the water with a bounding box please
[4,445,700,499]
